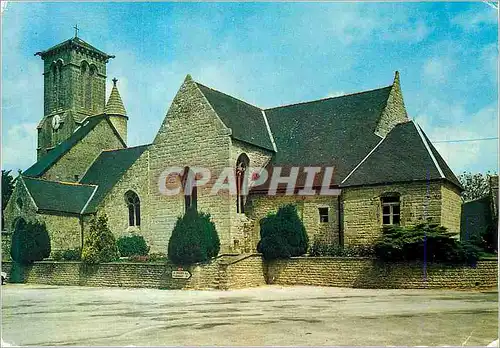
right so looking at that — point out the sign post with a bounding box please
[171,269,191,279]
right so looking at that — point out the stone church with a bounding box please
[3,36,462,256]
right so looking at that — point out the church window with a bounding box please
[182,167,197,211]
[318,207,329,223]
[52,63,58,110]
[16,198,23,210]
[125,191,141,227]
[236,154,249,213]
[381,194,400,225]
[80,62,88,107]
[56,60,63,108]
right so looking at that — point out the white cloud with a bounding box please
[452,6,498,32]
[1,122,37,171]
[416,103,498,173]
[325,91,345,98]
[422,56,456,84]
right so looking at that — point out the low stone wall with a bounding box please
[218,254,267,289]
[2,256,497,290]
[0,254,266,290]
[267,257,498,289]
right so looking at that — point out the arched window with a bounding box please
[236,154,249,213]
[80,61,88,108]
[56,60,64,108]
[89,65,97,111]
[182,167,197,211]
[51,62,58,110]
[125,191,141,227]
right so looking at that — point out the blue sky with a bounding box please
[1,2,498,176]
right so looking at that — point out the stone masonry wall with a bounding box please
[1,255,266,290]
[374,72,409,137]
[440,182,462,234]
[43,119,124,182]
[2,256,495,290]
[267,257,498,289]
[342,181,443,246]
[3,178,82,256]
[148,76,234,253]
[99,149,154,250]
[230,139,273,252]
[246,194,340,248]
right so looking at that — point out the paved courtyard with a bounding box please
[1,284,498,346]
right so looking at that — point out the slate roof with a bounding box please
[105,81,127,116]
[22,176,96,214]
[24,115,126,178]
[340,121,459,188]
[196,82,275,151]
[24,115,107,177]
[422,131,462,188]
[79,144,149,213]
[264,86,393,183]
[36,37,113,60]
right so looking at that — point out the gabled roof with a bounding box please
[79,144,149,213]
[105,79,127,116]
[23,115,125,177]
[340,121,460,188]
[22,176,97,214]
[264,86,393,183]
[196,82,275,151]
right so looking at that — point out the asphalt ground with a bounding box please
[1,284,498,346]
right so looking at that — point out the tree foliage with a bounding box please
[81,214,119,264]
[168,208,220,265]
[117,235,150,257]
[374,223,479,264]
[257,204,309,260]
[10,219,51,264]
[458,171,495,202]
[2,170,15,229]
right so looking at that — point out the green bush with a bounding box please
[10,219,51,264]
[117,235,150,257]
[52,248,81,261]
[374,223,480,264]
[257,204,309,260]
[309,239,373,257]
[81,214,119,264]
[168,208,220,265]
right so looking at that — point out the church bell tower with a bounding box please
[35,28,115,159]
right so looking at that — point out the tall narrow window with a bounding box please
[125,191,141,227]
[80,62,88,107]
[182,167,197,211]
[381,195,400,225]
[57,60,63,108]
[52,63,58,110]
[236,154,249,213]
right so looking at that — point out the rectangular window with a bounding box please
[382,196,400,225]
[319,207,329,223]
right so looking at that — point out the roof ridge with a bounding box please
[265,85,393,111]
[195,81,263,110]
[102,143,151,153]
[413,120,445,179]
[23,175,98,188]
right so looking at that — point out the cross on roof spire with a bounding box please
[112,77,118,86]
[73,24,79,38]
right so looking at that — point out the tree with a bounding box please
[257,204,309,260]
[1,170,15,229]
[10,219,51,264]
[81,214,119,264]
[458,171,495,202]
[168,208,220,265]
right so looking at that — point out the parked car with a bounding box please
[1,271,6,285]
